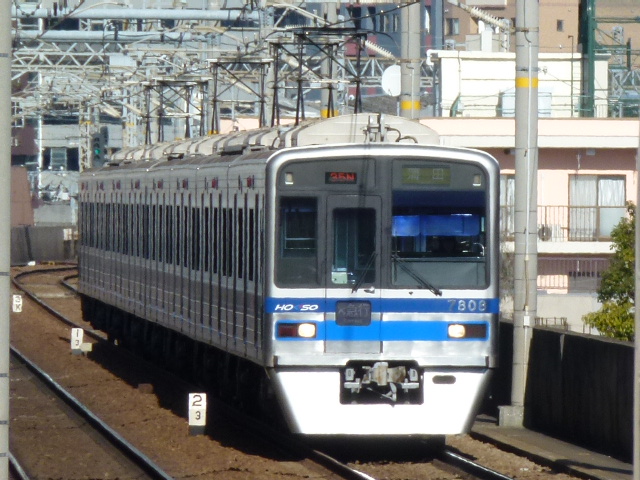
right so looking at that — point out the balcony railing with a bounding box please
[538,256,610,293]
[500,205,627,242]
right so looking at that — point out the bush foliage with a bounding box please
[582,202,635,341]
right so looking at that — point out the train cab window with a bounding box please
[391,189,487,289]
[276,197,318,286]
[331,208,376,286]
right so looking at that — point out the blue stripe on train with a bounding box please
[265,297,499,314]
[277,320,490,342]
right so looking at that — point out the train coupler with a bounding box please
[341,361,422,404]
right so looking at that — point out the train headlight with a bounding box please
[277,322,317,339]
[448,324,466,338]
[447,323,487,339]
[297,323,316,338]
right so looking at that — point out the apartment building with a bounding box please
[420,114,637,330]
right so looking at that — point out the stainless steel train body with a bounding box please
[78,114,500,436]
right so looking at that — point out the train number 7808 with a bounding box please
[448,299,488,312]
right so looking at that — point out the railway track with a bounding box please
[9,265,542,480]
[10,345,171,479]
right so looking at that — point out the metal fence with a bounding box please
[500,205,628,242]
[537,256,611,293]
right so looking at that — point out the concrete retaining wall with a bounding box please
[487,322,633,463]
[11,225,77,264]
[537,293,602,333]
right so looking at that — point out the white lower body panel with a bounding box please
[272,369,490,435]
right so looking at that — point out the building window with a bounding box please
[382,14,390,33]
[569,175,626,240]
[557,20,564,32]
[445,18,460,36]
[49,147,68,171]
[425,6,431,32]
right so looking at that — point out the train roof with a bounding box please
[108,114,440,166]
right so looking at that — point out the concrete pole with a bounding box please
[400,0,421,119]
[321,0,338,118]
[500,0,538,427]
[0,0,10,477]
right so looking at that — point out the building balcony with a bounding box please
[500,205,626,255]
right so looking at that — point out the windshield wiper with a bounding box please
[392,254,442,296]
[352,252,377,293]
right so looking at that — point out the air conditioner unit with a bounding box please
[538,225,552,241]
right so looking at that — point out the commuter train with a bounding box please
[78,113,500,437]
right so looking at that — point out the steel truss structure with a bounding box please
[12,0,432,170]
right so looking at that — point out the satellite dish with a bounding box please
[381,65,401,97]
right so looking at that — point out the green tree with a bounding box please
[582,202,635,341]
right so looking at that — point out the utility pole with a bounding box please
[0,0,10,477]
[321,0,338,118]
[500,0,539,428]
[400,0,421,118]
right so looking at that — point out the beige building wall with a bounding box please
[432,50,609,117]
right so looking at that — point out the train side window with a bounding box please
[176,204,182,266]
[104,203,109,250]
[139,203,144,258]
[89,202,95,248]
[192,207,200,270]
[98,203,104,250]
[132,204,138,258]
[237,207,244,279]
[183,205,189,268]
[221,208,227,275]
[166,205,173,264]
[276,197,318,286]
[143,204,150,259]
[248,207,255,281]
[124,204,131,255]
[158,204,164,262]
[104,203,110,251]
[204,206,210,271]
[227,207,234,277]
[151,204,157,260]
[116,203,124,253]
[134,204,140,258]
[213,206,219,274]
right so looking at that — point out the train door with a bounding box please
[324,195,382,354]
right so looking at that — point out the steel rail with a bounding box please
[10,344,174,480]
[439,448,515,480]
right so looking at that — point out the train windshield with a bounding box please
[391,189,487,289]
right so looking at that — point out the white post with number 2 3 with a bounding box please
[188,393,207,435]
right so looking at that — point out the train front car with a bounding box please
[265,143,499,436]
